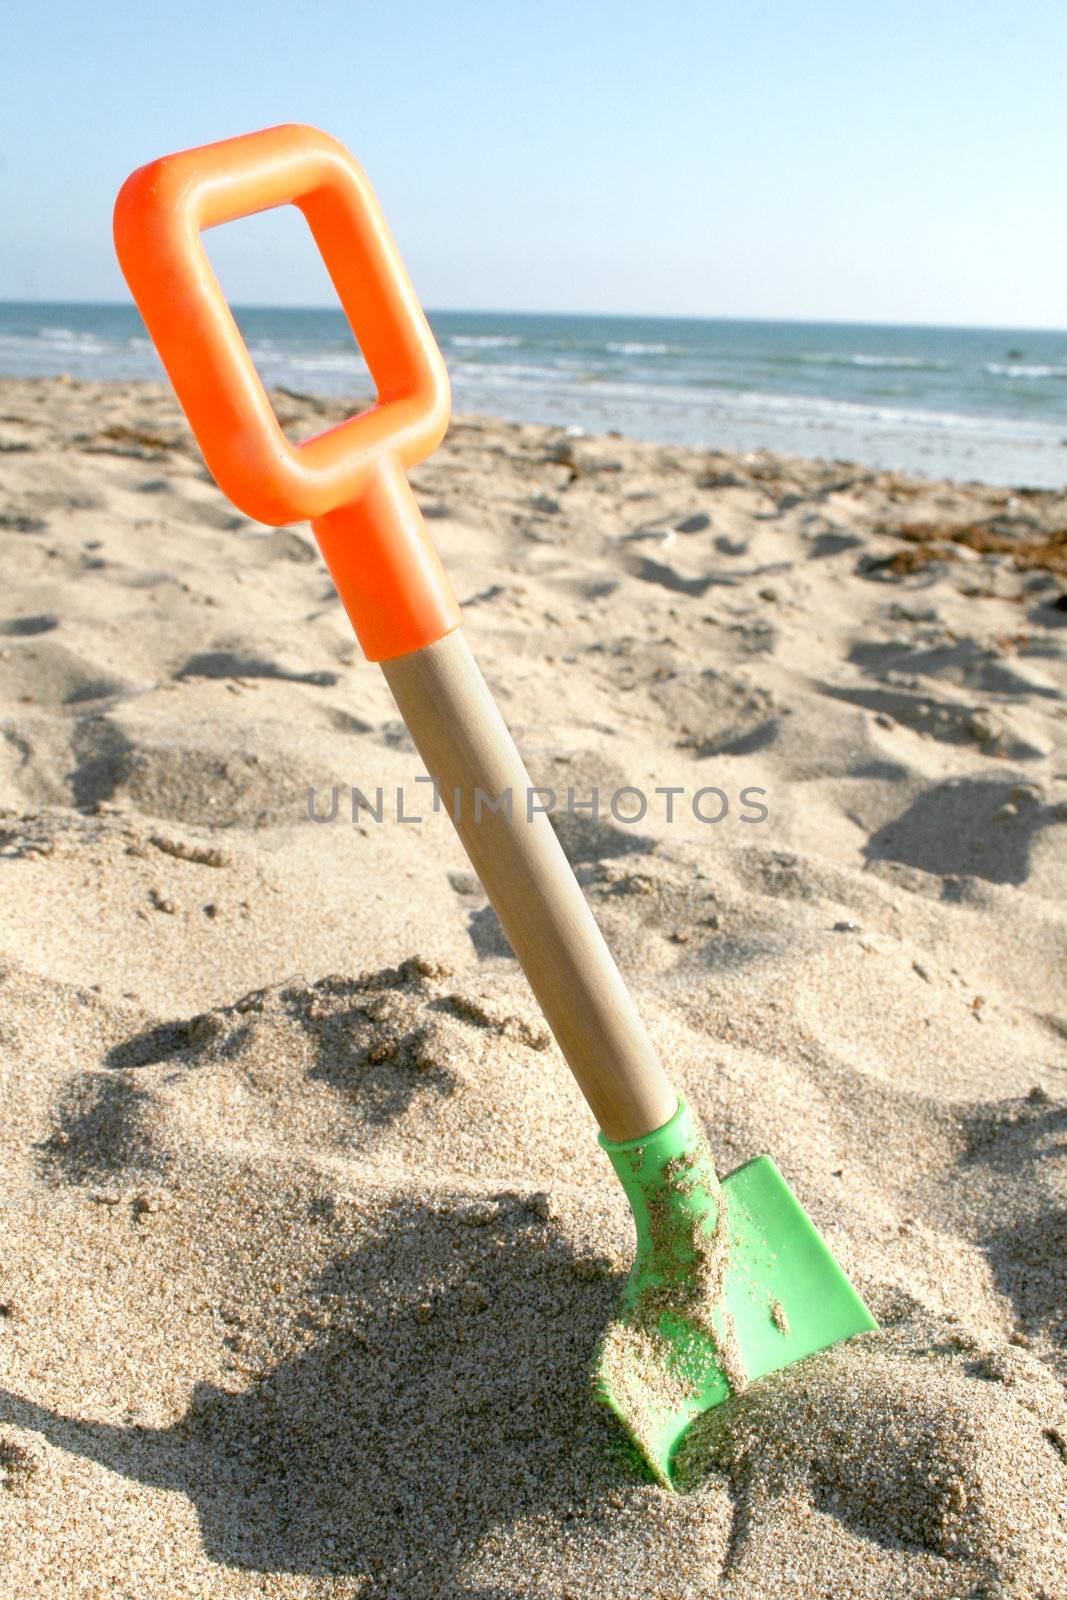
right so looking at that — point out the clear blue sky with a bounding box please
[2,0,1064,325]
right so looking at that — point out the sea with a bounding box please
[2,301,1065,486]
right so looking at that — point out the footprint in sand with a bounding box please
[0,614,58,637]
[649,667,781,758]
[864,776,1060,886]
[0,639,130,707]
[176,649,339,688]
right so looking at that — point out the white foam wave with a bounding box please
[252,348,369,375]
[33,331,108,355]
[452,359,565,383]
[985,362,1067,379]
[450,361,1063,440]
[849,353,929,368]
[606,341,671,356]
[447,334,521,350]
[802,351,942,370]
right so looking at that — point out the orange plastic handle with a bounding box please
[113,124,460,662]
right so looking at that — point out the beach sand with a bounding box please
[0,376,1065,1597]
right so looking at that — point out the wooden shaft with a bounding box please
[381,628,678,1142]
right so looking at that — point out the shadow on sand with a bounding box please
[0,1194,633,1591]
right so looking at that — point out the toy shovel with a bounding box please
[114,124,875,1488]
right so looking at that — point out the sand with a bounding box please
[0,375,1065,1597]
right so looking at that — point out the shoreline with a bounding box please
[3,301,1065,488]
[8,368,1067,489]
[451,381,1067,489]
[3,370,1065,492]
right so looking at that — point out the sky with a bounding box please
[2,1,1064,326]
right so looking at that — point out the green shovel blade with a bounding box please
[594,1102,876,1488]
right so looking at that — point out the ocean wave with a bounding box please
[849,353,930,368]
[985,362,1067,379]
[452,359,567,383]
[0,323,117,355]
[449,362,1063,439]
[795,351,947,371]
[253,349,369,374]
[447,334,521,349]
[606,341,671,356]
[31,330,109,356]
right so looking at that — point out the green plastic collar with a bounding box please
[599,1098,721,1316]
